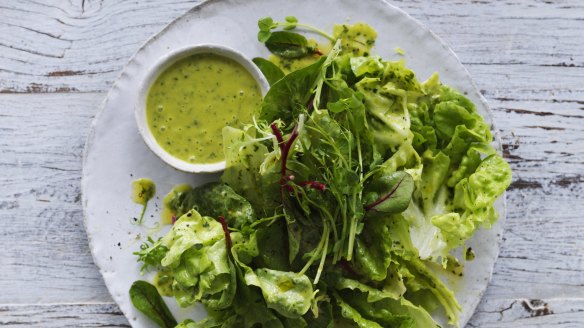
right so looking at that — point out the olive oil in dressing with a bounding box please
[146,53,262,164]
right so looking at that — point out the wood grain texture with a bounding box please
[0,303,129,327]
[0,93,112,304]
[0,0,583,327]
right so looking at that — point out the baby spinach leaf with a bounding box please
[252,57,285,85]
[287,220,302,263]
[352,215,393,267]
[129,280,177,328]
[255,219,290,271]
[363,171,414,213]
[260,57,326,124]
[265,31,312,59]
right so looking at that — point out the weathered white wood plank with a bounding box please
[469,298,584,328]
[0,0,201,93]
[2,299,583,328]
[0,0,582,97]
[0,93,112,303]
[0,303,130,328]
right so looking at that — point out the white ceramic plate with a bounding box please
[82,0,505,327]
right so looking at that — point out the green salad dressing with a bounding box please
[146,53,262,164]
[333,23,377,56]
[161,184,192,225]
[131,178,155,224]
[154,271,175,297]
[465,247,476,261]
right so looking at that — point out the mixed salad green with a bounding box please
[130,17,511,328]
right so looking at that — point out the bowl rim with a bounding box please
[135,43,270,173]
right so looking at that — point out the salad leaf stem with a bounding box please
[298,180,327,191]
[270,122,284,145]
[218,216,232,250]
[258,16,335,42]
[314,229,329,284]
[334,198,348,264]
[271,122,300,178]
[299,223,329,277]
[292,23,335,41]
[347,214,358,260]
[356,133,364,181]
[138,203,148,224]
[282,127,300,175]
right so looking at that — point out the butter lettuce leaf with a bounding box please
[244,268,314,318]
[355,77,413,153]
[159,210,224,268]
[398,257,461,326]
[455,154,512,212]
[135,210,236,309]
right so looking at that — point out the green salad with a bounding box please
[130,17,512,328]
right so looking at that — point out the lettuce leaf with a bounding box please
[244,268,314,318]
[355,77,413,153]
[221,126,280,215]
[398,257,461,325]
[160,210,225,268]
[335,289,437,328]
[136,210,236,309]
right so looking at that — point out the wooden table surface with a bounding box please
[1,0,582,327]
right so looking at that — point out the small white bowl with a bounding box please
[135,44,269,173]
